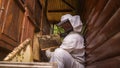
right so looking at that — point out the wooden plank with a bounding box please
[33,33,40,61]
[82,0,95,22]
[0,40,14,50]
[14,0,25,12]
[85,0,108,38]
[86,8,120,54]
[86,32,120,64]
[0,33,18,47]
[85,0,109,38]
[2,0,24,42]
[25,0,35,14]
[48,9,73,12]
[86,0,120,45]
[86,56,120,68]
[34,0,42,26]
[0,62,57,68]
[0,0,25,50]
[0,0,9,32]
[93,0,120,28]
[20,12,29,42]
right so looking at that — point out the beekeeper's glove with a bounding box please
[45,48,54,58]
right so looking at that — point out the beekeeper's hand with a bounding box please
[45,48,54,58]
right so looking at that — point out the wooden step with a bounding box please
[0,61,57,68]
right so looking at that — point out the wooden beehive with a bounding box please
[38,34,61,50]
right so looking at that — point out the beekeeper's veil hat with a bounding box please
[60,14,83,32]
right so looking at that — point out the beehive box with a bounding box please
[38,34,61,50]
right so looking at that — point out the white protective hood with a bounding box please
[60,14,83,32]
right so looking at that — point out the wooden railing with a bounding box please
[3,38,33,62]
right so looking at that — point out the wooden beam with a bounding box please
[0,62,57,68]
[62,0,76,10]
[48,9,73,12]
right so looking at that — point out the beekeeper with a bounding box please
[46,14,85,68]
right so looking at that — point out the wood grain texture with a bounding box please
[84,0,120,67]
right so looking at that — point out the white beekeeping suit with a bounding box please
[46,14,85,68]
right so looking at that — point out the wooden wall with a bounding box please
[0,0,25,60]
[0,0,42,60]
[81,0,120,68]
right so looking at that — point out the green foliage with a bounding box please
[53,25,65,34]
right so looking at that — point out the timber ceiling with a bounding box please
[40,0,81,23]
